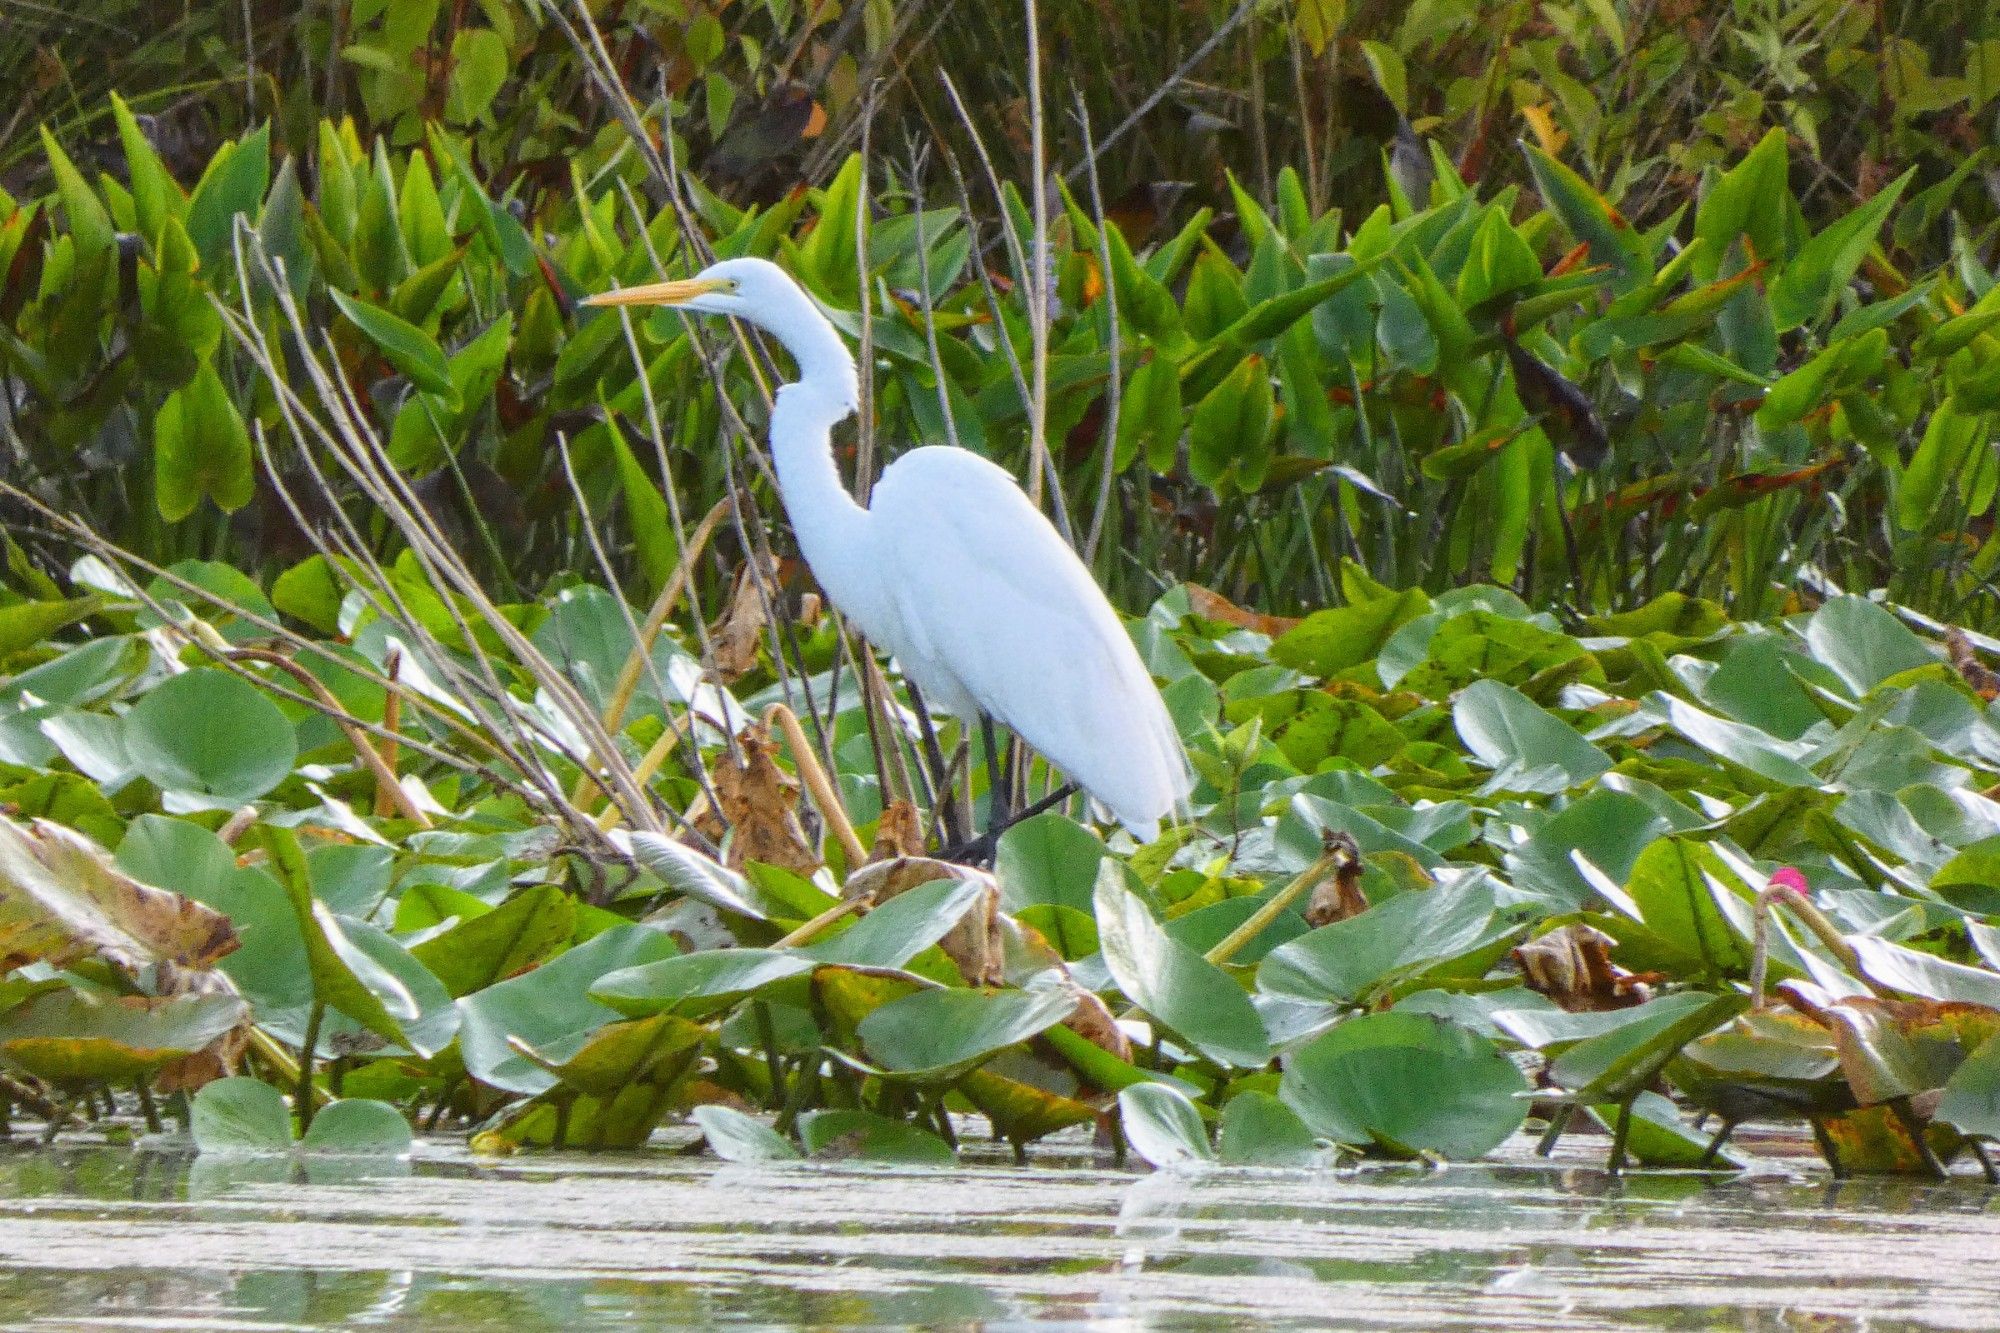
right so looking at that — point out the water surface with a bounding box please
[0,1130,1994,1330]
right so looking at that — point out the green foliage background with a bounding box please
[4,0,2000,622]
[4,2,2000,1177]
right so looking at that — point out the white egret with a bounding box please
[585,257,1190,840]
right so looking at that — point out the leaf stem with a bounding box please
[764,702,869,868]
[295,1001,325,1134]
[1204,835,1356,967]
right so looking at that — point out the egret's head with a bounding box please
[583,256,856,411]
[582,256,799,321]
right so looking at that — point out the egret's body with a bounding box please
[587,258,1190,838]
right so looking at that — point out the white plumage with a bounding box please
[586,257,1190,838]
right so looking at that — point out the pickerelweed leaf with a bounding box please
[329,289,457,401]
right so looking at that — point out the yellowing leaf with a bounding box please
[1521,103,1568,156]
[1296,0,1345,57]
[0,815,239,977]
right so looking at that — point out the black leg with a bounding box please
[904,682,964,847]
[981,714,1011,831]
[940,783,1081,866]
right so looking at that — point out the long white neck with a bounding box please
[753,294,873,615]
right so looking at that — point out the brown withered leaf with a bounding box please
[707,560,775,682]
[1056,984,1131,1065]
[1946,629,2000,700]
[1185,583,1303,636]
[710,726,820,874]
[1303,833,1368,927]
[841,857,1135,1069]
[0,815,238,978]
[867,799,928,864]
[1512,923,1651,1011]
[845,855,1003,986]
[152,966,251,1094]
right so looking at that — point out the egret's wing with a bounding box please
[870,448,1189,832]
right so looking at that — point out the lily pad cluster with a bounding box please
[4,546,2000,1178]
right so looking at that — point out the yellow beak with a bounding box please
[581,277,732,308]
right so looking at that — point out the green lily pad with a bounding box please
[1218,1089,1327,1167]
[458,925,680,1095]
[856,982,1076,1081]
[592,949,816,1019]
[409,884,575,998]
[122,668,297,808]
[0,988,246,1086]
[298,1098,414,1157]
[1280,1012,1529,1158]
[191,1076,293,1154]
[1119,1082,1216,1168]
[797,1109,956,1165]
[694,1104,802,1162]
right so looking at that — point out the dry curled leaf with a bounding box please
[707,559,775,682]
[1055,984,1131,1064]
[1185,583,1302,637]
[1947,628,2000,700]
[710,726,820,874]
[867,799,928,864]
[1303,833,1368,928]
[845,855,1002,986]
[1513,923,1650,1011]
[0,815,238,977]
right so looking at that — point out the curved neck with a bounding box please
[755,298,870,602]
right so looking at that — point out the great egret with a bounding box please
[585,257,1191,840]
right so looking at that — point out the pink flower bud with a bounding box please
[1768,867,1808,895]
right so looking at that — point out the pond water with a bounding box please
[0,1129,1994,1331]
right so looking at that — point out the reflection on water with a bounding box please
[0,1131,1994,1330]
